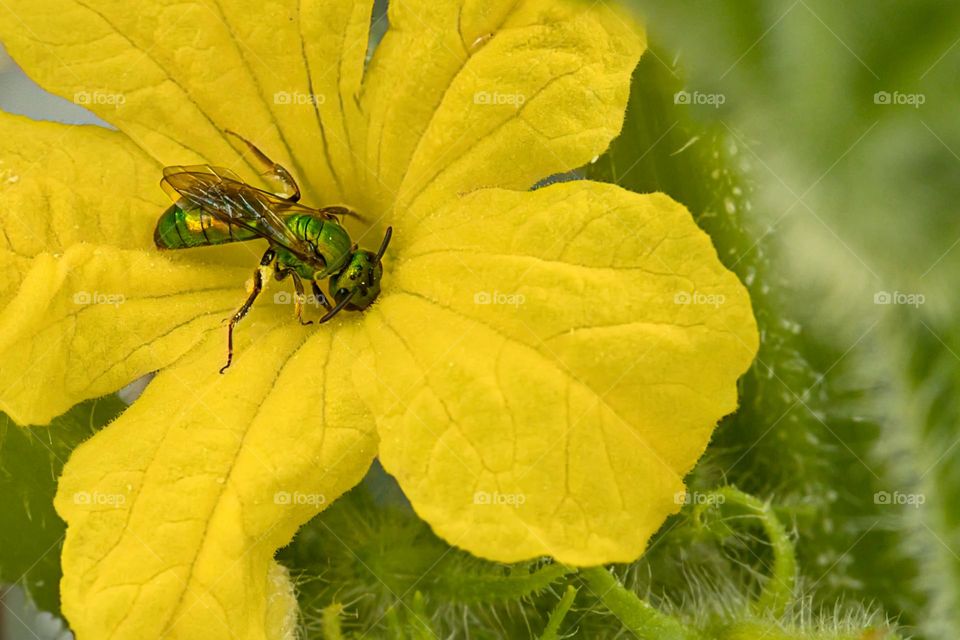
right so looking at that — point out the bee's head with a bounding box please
[329,250,383,310]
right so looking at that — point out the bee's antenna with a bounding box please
[317,291,355,324]
[376,227,393,262]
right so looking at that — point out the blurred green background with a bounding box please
[3,2,960,638]
[630,1,960,638]
[636,0,960,323]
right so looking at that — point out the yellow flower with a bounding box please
[0,1,758,638]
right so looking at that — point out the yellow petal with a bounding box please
[359,0,644,221]
[0,109,163,315]
[0,0,374,200]
[0,111,164,257]
[0,248,29,308]
[0,110,278,425]
[54,321,377,640]
[362,182,758,565]
[296,0,376,202]
[191,0,375,202]
[0,244,249,425]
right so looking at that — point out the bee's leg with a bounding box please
[317,291,356,324]
[221,248,275,374]
[224,129,301,202]
[311,282,334,312]
[275,268,314,326]
[290,273,313,325]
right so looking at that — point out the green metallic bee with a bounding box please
[154,131,392,373]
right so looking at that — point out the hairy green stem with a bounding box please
[694,486,797,616]
[579,567,700,640]
[435,561,576,603]
[715,621,901,640]
[539,585,578,640]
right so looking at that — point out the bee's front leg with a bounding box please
[311,282,334,312]
[274,267,313,326]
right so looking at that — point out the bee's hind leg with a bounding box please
[224,129,301,202]
[221,248,275,374]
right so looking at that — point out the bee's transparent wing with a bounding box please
[162,164,243,181]
[160,166,316,260]
[160,165,243,205]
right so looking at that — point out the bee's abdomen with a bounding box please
[154,203,258,249]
